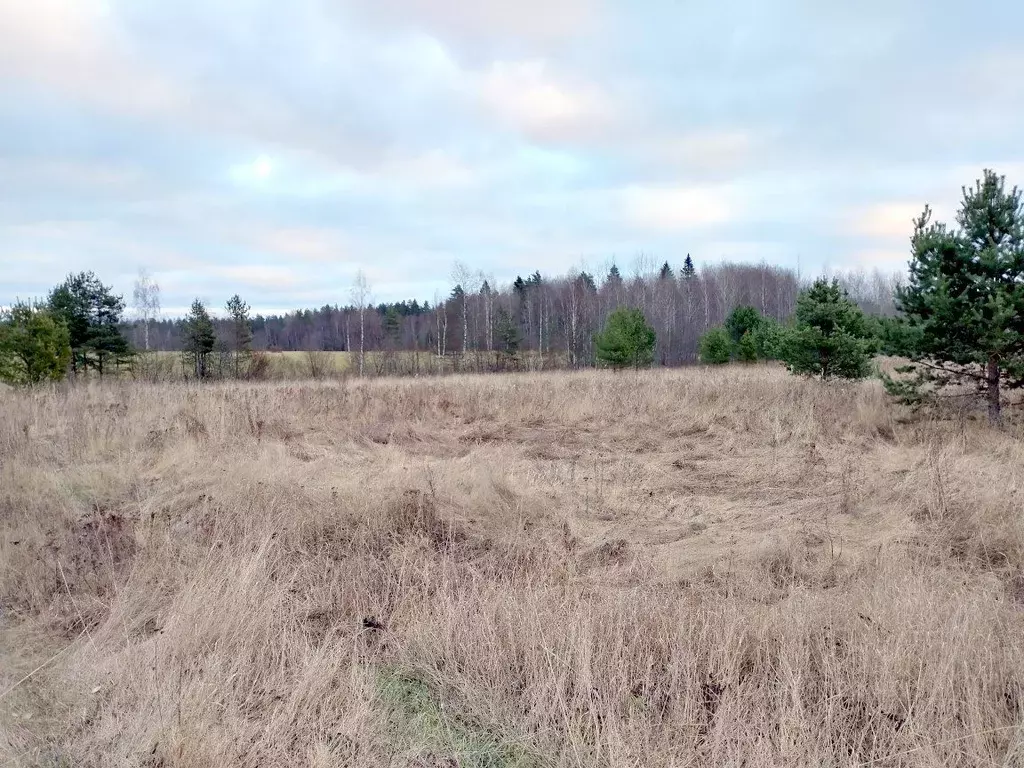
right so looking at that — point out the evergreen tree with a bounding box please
[781,278,872,380]
[606,264,623,286]
[884,169,1024,422]
[495,308,520,353]
[736,331,758,363]
[512,276,528,337]
[0,303,71,384]
[699,327,732,364]
[659,261,674,280]
[383,306,402,344]
[494,307,520,370]
[47,271,129,376]
[579,272,598,293]
[752,317,786,361]
[725,305,762,343]
[594,307,656,370]
[225,294,253,378]
[181,299,216,379]
[681,255,696,280]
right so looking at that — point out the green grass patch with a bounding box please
[375,666,544,768]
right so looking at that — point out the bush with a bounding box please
[246,352,273,380]
[0,303,71,385]
[726,305,762,344]
[752,317,786,360]
[736,331,758,363]
[595,307,656,370]
[699,327,732,364]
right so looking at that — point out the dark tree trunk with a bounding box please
[987,355,1001,424]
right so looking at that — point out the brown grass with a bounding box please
[1,366,1023,767]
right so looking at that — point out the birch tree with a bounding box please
[350,270,372,377]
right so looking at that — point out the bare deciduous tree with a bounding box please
[132,269,160,351]
[349,270,372,377]
[451,261,480,358]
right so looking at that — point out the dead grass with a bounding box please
[1,366,1023,767]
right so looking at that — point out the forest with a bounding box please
[128,259,901,366]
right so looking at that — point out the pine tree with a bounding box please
[681,255,696,281]
[725,305,762,344]
[182,299,216,379]
[494,307,520,369]
[496,308,519,353]
[752,317,786,360]
[698,327,732,364]
[594,307,656,370]
[0,303,71,384]
[659,261,674,280]
[225,294,253,378]
[383,306,402,344]
[47,271,130,376]
[736,331,758,363]
[606,264,623,285]
[781,279,872,380]
[884,169,1024,422]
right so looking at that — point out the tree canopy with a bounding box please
[725,305,762,344]
[182,299,216,379]
[698,327,732,364]
[595,307,656,370]
[47,271,129,375]
[884,169,1024,422]
[780,278,872,380]
[0,303,71,385]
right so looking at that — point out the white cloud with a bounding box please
[848,202,922,239]
[618,185,736,232]
[341,0,598,47]
[647,131,756,175]
[206,265,301,289]
[472,60,614,141]
[846,249,911,270]
[0,0,191,120]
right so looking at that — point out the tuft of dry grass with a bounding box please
[1,366,1022,767]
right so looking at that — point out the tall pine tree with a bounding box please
[885,169,1024,422]
[681,255,696,281]
[182,299,216,379]
[225,294,253,378]
[47,271,130,376]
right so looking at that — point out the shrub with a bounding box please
[780,279,872,380]
[699,327,732,364]
[595,308,656,370]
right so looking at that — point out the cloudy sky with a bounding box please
[2,0,1023,315]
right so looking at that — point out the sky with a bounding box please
[2,0,1024,316]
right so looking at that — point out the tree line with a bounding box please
[0,258,898,383]
[123,258,899,367]
[2,168,1021,421]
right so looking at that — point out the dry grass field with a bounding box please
[134,350,557,381]
[1,367,1023,767]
